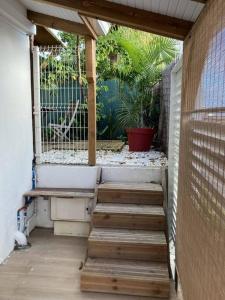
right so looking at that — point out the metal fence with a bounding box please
[38,44,88,162]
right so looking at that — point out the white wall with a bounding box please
[0,6,34,262]
[36,165,101,189]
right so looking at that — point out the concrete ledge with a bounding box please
[36,164,101,189]
[101,166,162,184]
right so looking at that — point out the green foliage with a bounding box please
[96,28,132,81]
[116,88,140,128]
[100,27,179,128]
[40,33,87,92]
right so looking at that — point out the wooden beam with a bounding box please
[85,37,96,166]
[27,10,91,36]
[189,0,206,3]
[79,15,98,40]
[36,0,194,40]
[34,25,62,46]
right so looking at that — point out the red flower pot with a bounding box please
[126,128,155,152]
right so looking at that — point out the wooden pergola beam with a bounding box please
[85,37,96,166]
[35,0,194,40]
[190,0,206,3]
[27,10,93,37]
[34,25,63,46]
[79,15,98,40]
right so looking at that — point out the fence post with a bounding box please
[33,46,42,164]
[85,37,96,166]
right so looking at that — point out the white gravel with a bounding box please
[40,146,167,167]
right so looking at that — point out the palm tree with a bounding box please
[113,28,179,128]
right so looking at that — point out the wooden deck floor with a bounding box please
[0,229,182,300]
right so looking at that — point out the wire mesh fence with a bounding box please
[39,44,88,162]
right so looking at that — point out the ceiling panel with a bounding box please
[20,0,83,23]
[109,0,204,22]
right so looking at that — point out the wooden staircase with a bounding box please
[80,182,170,298]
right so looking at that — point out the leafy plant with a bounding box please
[110,28,178,128]
[116,89,140,128]
[96,27,132,81]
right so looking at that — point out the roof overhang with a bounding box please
[20,0,111,39]
[20,0,206,41]
[22,0,206,40]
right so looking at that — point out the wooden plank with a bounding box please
[189,0,206,3]
[34,26,62,46]
[81,258,170,297]
[27,10,91,36]
[98,191,163,205]
[94,203,165,215]
[37,0,193,40]
[89,228,166,244]
[23,188,95,198]
[85,37,96,166]
[98,182,163,191]
[98,182,163,205]
[88,228,167,262]
[93,204,166,230]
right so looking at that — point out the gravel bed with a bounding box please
[40,146,167,167]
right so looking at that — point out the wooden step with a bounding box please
[88,228,167,262]
[81,258,170,298]
[98,182,163,205]
[93,203,166,231]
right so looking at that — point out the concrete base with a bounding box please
[101,166,161,184]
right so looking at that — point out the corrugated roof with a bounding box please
[109,0,204,22]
